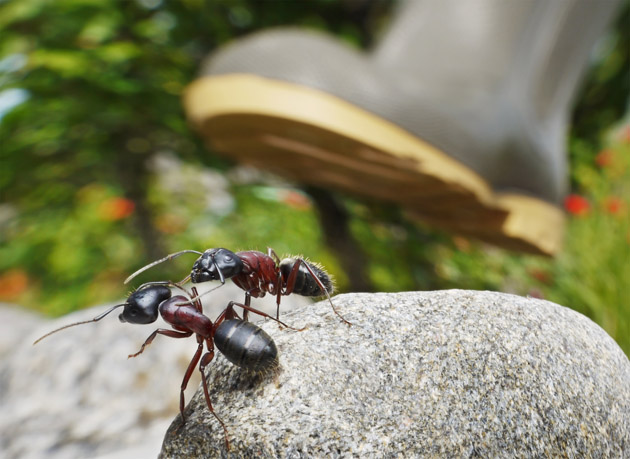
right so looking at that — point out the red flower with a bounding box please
[281,190,312,210]
[595,149,614,168]
[604,197,626,215]
[0,269,29,299]
[528,268,552,284]
[98,197,135,221]
[564,194,590,216]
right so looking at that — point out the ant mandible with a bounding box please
[34,284,290,451]
[124,247,352,325]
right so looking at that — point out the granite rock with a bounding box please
[160,290,630,458]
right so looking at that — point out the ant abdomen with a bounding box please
[214,319,278,372]
[279,258,334,297]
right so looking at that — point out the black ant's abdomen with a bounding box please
[214,319,278,372]
[279,258,334,297]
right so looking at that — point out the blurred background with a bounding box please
[0,0,628,355]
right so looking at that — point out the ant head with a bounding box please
[119,285,171,324]
[190,248,244,283]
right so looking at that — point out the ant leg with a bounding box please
[190,286,203,314]
[226,301,305,332]
[267,247,282,265]
[128,329,192,358]
[178,336,204,425]
[241,293,252,322]
[199,348,230,450]
[267,247,285,319]
[275,279,283,321]
[213,303,242,325]
[285,259,352,326]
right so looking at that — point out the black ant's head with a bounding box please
[119,285,171,324]
[190,248,244,283]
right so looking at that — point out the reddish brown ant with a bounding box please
[33,285,289,450]
[125,247,351,325]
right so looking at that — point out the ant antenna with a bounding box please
[124,250,203,284]
[33,303,127,345]
[135,276,191,295]
[174,282,225,307]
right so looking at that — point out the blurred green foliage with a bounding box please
[434,127,630,353]
[0,0,378,314]
[0,0,628,355]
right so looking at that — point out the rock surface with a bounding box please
[160,290,630,458]
[0,283,310,459]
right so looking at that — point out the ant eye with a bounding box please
[130,309,137,316]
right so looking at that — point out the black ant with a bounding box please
[33,285,289,450]
[124,247,351,325]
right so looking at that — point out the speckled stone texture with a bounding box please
[160,290,629,458]
[0,283,310,459]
